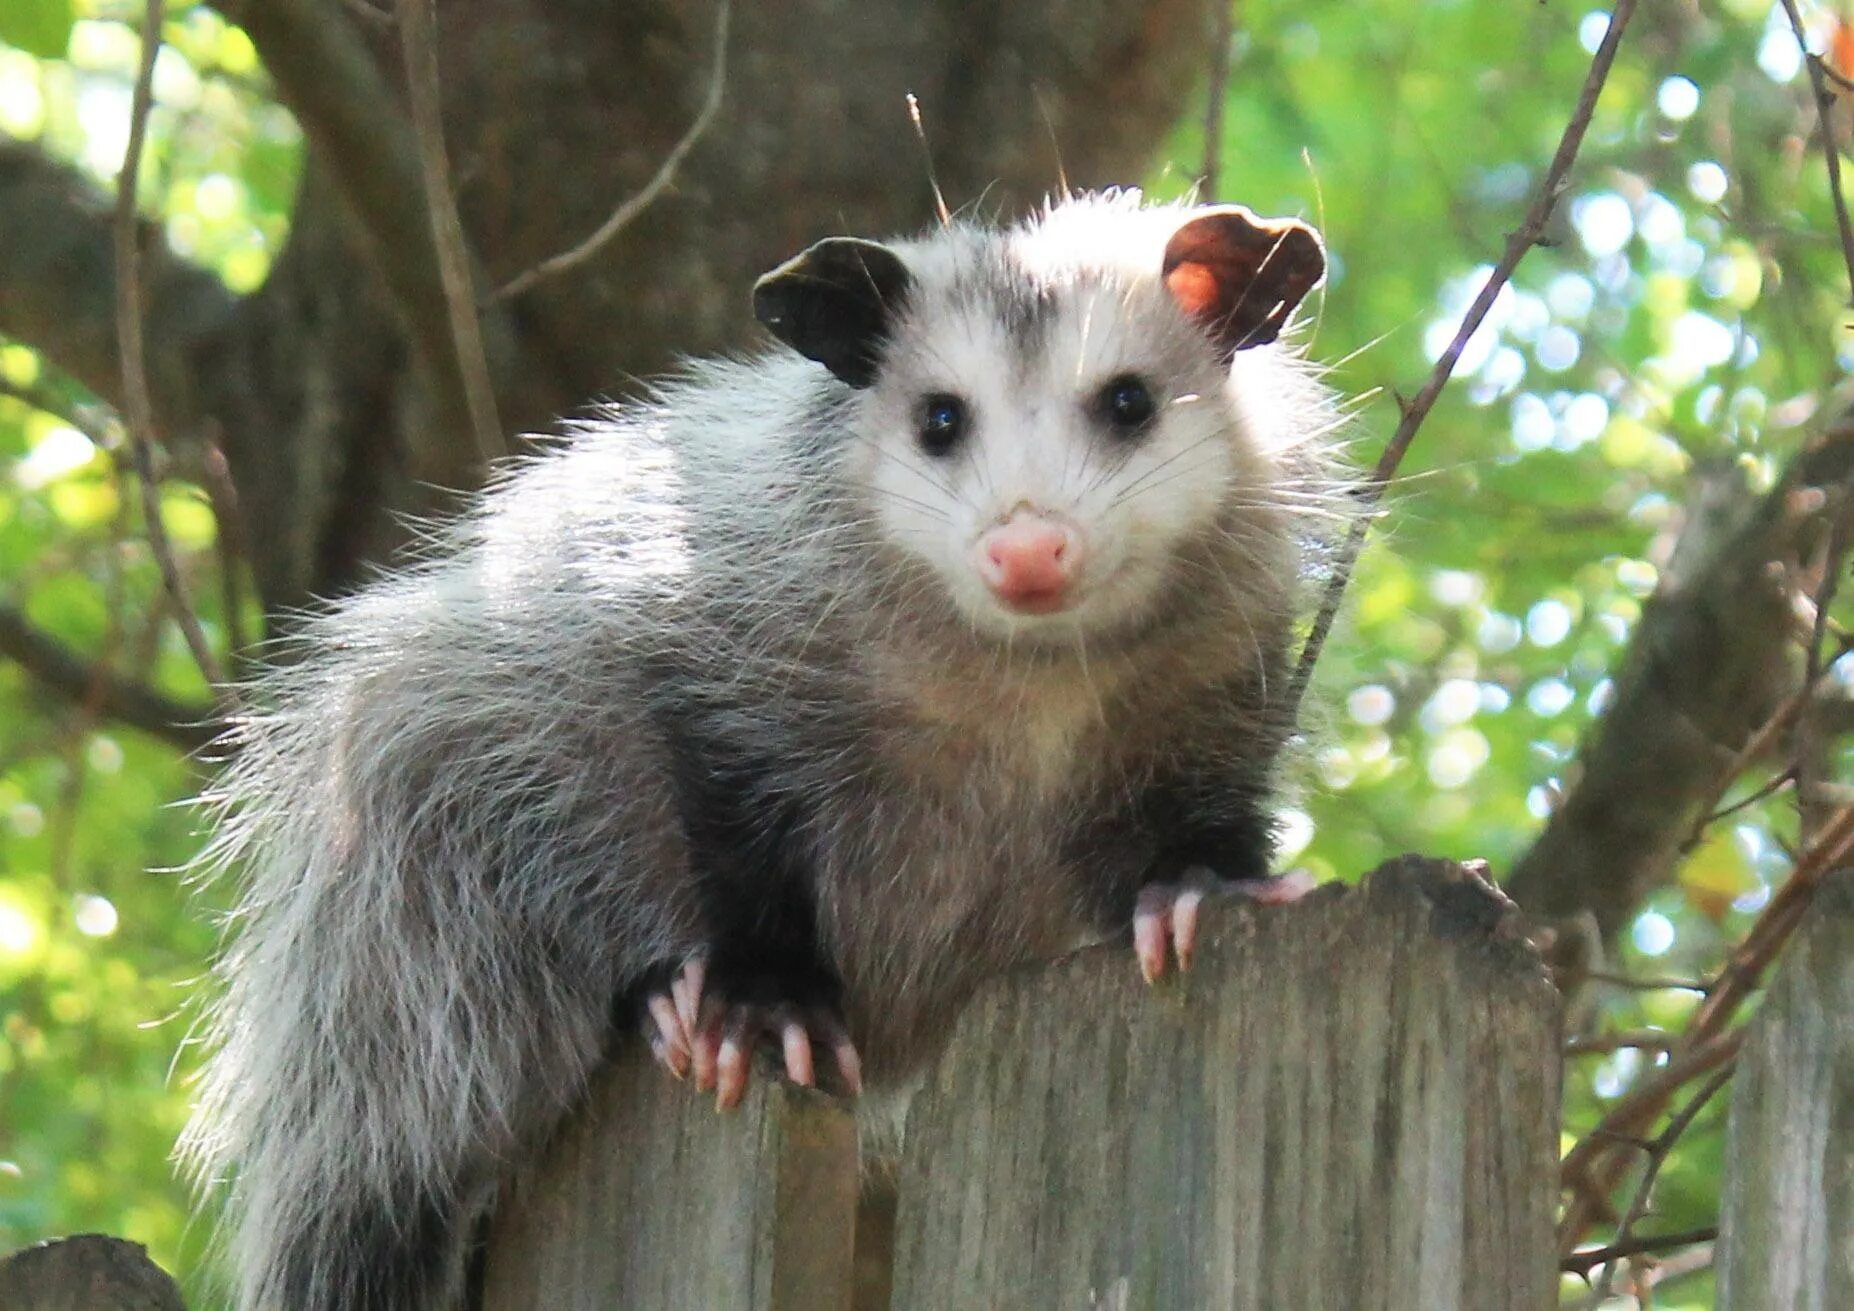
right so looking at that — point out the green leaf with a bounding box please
[0,0,73,61]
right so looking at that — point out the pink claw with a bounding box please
[645,993,690,1078]
[781,1023,815,1088]
[716,1034,750,1111]
[691,1017,721,1093]
[671,957,706,1037]
[829,1035,864,1096]
[1134,904,1169,982]
[1170,888,1205,972]
[689,999,864,1109]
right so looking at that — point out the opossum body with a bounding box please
[184,191,1341,1310]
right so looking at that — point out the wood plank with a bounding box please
[888,856,1561,1311]
[481,1041,859,1311]
[0,1234,186,1311]
[1716,869,1854,1308]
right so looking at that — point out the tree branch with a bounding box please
[1563,1029,1677,1058]
[1557,800,1854,1251]
[1774,0,1854,300]
[1587,1064,1735,1300]
[0,604,218,750]
[0,140,235,459]
[0,375,123,452]
[1507,425,1854,938]
[217,0,517,469]
[119,0,228,696]
[396,0,503,467]
[494,0,731,303]
[1562,1226,1719,1279]
[1285,0,1639,722]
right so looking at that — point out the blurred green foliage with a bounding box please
[0,1,294,1300]
[2,0,1849,1306]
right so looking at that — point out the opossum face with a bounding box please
[754,196,1325,645]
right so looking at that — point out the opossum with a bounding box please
[182,190,1343,1311]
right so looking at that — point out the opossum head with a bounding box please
[754,192,1327,647]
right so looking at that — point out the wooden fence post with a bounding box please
[1715,869,1854,1307]
[0,1235,185,1311]
[480,1043,860,1311]
[888,856,1561,1311]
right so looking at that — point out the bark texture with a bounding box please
[0,0,1216,613]
[1506,425,1854,942]
[0,1234,187,1311]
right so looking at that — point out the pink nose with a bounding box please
[975,513,1082,612]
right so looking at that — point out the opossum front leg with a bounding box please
[635,955,860,1104]
[632,906,862,1109]
[690,983,864,1109]
[1074,772,1311,982]
[1132,866,1316,981]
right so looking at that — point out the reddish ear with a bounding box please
[1162,206,1326,356]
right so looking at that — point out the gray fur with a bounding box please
[182,191,1350,1310]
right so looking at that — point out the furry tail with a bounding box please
[182,852,618,1310]
[181,643,700,1309]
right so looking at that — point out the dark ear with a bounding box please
[752,238,914,388]
[1161,206,1326,356]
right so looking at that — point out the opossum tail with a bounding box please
[180,575,699,1310]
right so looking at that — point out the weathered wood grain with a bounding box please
[1716,869,1854,1309]
[481,1041,859,1311]
[0,1234,186,1310]
[888,856,1561,1311]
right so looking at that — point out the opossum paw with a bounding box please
[1134,867,1316,982]
[690,994,863,1112]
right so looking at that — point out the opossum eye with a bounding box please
[918,393,970,457]
[1098,375,1156,434]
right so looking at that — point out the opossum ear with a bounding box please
[753,238,914,388]
[1162,206,1325,356]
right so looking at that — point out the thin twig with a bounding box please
[1818,50,1854,93]
[223,0,516,459]
[396,0,504,467]
[495,0,730,301]
[1559,801,1854,1251]
[1201,0,1236,200]
[1564,1029,1677,1058]
[1562,1226,1719,1278]
[1590,1064,1735,1300]
[199,434,250,660]
[1284,0,1639,723]
[115,0,228,695]
[1583,969,1708,993]
[1678,635,1854,854]
[0,377,123,451]
[0,604,218,750]
[1775,0,1854,298]
[1802,488,1850,692]
[1559,1030,1743,1233]
[1685,802,1854,1038]
[1698,767,1796,831]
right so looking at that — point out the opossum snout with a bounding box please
[974,510,1084,614]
